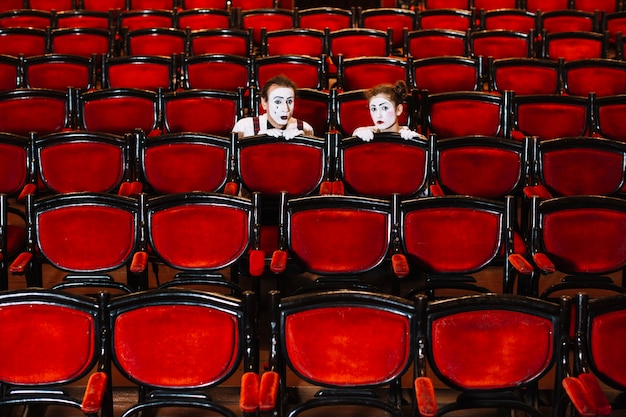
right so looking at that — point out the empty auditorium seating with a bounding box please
[0,54,21,90]
[181,53,251,91]
[54,9,113,29]
[403,28,469,58]
[410,55,483,94]
[122,27,187,56]
[253,54,328,90]
[489,57,562,95]
[295,6,355,32]
[187,28,253,57]
[540,30,610,61]
[416,8,475,31]
[102,55,178,91]
[290,87,332,135]
[49,27,115,58]
[260,27,327,56]
[592,94,626,142]
[562,58,626,97]
[117,9,176,31]
[0,87,73,136]
[22,53,96,91]
[0,9,52,29]
[176,8,233,31]
[0,27,47,57]
[239,7,295,48]
[359,7,417,50]
[336,55,409,91]
[479,8,537,33]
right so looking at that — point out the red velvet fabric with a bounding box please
[329,33,389,62]
[516,102,589,140]
[342,142,428,198]
[412,61,479,94]
[392,253,410,278]
[420,11,473,31]
[186,60,249,91]
[241,11,293,45]
[414,377,438,417]
[471,33,531,61]
[342,60,408,92]
[178,11,231,31]
[590,309,626,387]
[547,37,604,61]
[248,249,265,277]
[565,64,626,97]
[6,224,26,257]
[239,143,324,196]
[163,96,238,137]
[258,371,280,412]
[130,251,148,274]
[595,102,626,142]
[290,208,389,273]
[0,30,47,58]
[406,32,467,59]
[127,32,186,57]
[578,373,612,416]
[144,143,229,194]
[39,141,124,193]
[285,306,411,385]
[428,97,503,138]
[542,208,626,273]
[403,207,501,273]
[239,372,260,413]
[27,61,92,91]
[189,32,251,56]
[113,304,239,387]
[50,31,111,58]
[150,204,249,269]
[0,142,28,194]
[256,60,322,93]
[81,372,107,414]
[270,250,287,273]
[438,146,522,199]
[38,205,136,271]
[0,303,95,384]
[82,96,157,136]
[493,63,560,95]
[0,94,68,136]
[562,377,596,417]
[265,33,325,57]
[541,147,624,196]
[107,62,172,91]
[431,310,553,389]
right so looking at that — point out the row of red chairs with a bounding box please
[1,85,626,142]
[421,0,622,12]
[0,281,623,417]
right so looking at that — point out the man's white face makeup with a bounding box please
[262,86,295,128]
[369,96,402,132]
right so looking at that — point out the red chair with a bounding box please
[327,27,391,74]
[290,88,332,136]
[470,29,535,65]
[335,132,431,199]
[260,27,327,57]
[0,133,32,290]
[359,7,417,50]
[593,94,626,142]
[0,0,25,12]
[229,0,277,10]
[49,27,116,58]
[525,0,570,12]
[22,53,97,91]
[0,54,21,90]
[141,193,264,291]
[127,0,177,9]
[260,289,417,417]
[102,55,178,91]
[336,55,408,91]
[134,130,236,195]
[562,58,626,97]
[421,90,510,139]
[180,0,228,8]
[431,135,532,201]
[253,54,328,91]
[122,27,186,57]
[295,6,355,32]
[10,192,146,292]
[602,11,626,46]
[479,8,537,33]
[77,88,160,136]
[181,53,251,91]
[526,136,626,200]
[574,0,620,12]
[0,289,111,417]
[410,55,483,94]
[415,293,571,417]
[417,8,475,31]
[33,130,134,196]
[187,28,253,56]
[161,88,245,137]
[27,0,75,11]
[0,9,53,29]
[527,195,626,298]
[176,8,232,30]
[538,9,600,34]
[80,0,126,11]
[269,193,396,294]
[332,87,417,138]
[239,7,295,48]
[474,0,519,11]
[0,28,48,57]
[403,28,469,58]
[541,30,610,61]
[117,9,176,31]
[422,0,471,8]
[54,10,114,29]
[562,293,626,417]
[395,194,532,296]
[510,92,593,141]
[489,57,562,95]
[0,88,73,136]
[109,288,260,417]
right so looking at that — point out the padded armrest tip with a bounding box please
[392,253,409,278]
[415,377,438,417]
[270,250,288,273]
[239,372,260,413]
[248,249,265,277]
[130,251,148,273]
[81,372,107,414]
[9,252,33,274]
[259,371,280,412]
[532,252,556,274]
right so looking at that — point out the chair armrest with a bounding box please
[319,180,333,195]
[9,252,33,274]
[414,377,438,417]
[429,183,444,197]
[578,373,612,416]
[562,377,597,417]
[223,181,239,196]
[239,372,260,413]
[248,249,265,277]
[17,183,37,203]
[392,253,409,278]
[331,180,345,195]
[270,250,287,273]
[81,371,108,415]
[259,371,280,412]
[532,252,556,274]
[130,251,148,273]
[508,253,534,275]
[523,185,553,199]
[118,181,143,197]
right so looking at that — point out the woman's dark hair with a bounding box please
[365,80,409,107]
[260,75,298,100]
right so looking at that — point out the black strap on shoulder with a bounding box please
[253,117,260,135]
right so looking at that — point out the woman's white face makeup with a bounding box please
[262,86,295,128]
[369,95,402,132]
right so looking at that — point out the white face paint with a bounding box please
[369,96,401,132]
[262,86,295,128]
